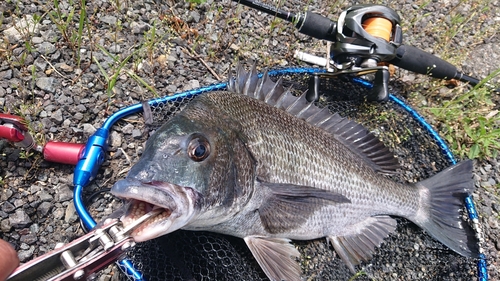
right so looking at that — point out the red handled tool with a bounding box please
[0,113,85,165]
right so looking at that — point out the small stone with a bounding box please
[122,124,134,135]
[52,207,65,220]
[82,123,97,135]
[9,209,32,228]
[187,11,201,23]
[183,79,200,91]
[18,246,35,262]
[20,233,37,244]
[58,63,74,72]
[109,44,121,54]
[14,199,25,208]
[40,117,54,130]
[484,164,492,172]
[0,69,12,80]
[34,57,48,71]
[30,223,40,234]
[481,181,492,188]
[37,202,52,216]
[50,108,63,124]
[2,201,15,213]
[40,29,59,42]
[3,15,40,43]
[64,202,78,223]
[36,77,57,93]
[157,54,167,66]
[51,50,61,60]
[55,184,73,202]
[1,219,11,232]
[229,43,240,51]
[37,42,57,55]
[166,84,177,93]
[38,190,53,202]
[131,21,150,34]
[132,129,142,139]
[62,119,71,127]
[31,36,44,44]
[100,15,117,25]
[489,216,499,229]
[110,131,122,147]
[74,112,83,120]
[488,178,496,186]
[75,104,87,112]
[1,189,13,201]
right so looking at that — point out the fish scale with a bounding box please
[111,66,479,281]
[206,93,393,186]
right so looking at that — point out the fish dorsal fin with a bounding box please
[327,215,397,273]
[228,64,399,173]
[244,236,302,281]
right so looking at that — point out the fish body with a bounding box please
[111,65,479,281]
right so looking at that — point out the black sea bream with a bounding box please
[111,65,479,281]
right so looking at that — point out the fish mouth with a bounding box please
[111,179,201,242]
[121,200,172,239]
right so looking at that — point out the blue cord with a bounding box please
[72,67,487,281]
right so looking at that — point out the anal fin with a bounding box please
[244,236,301,281]
[328,215,397,273]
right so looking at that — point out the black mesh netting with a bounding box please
[116,71,478,281]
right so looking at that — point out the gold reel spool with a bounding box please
[362,17,393,41]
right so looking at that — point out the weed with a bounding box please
[424,69,500,159]
[94,44,158,107]
[48,0,89,65]
[186,0,206,5]
[348,270,373,281]
[19,150,35,160]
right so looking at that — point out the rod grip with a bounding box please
[296,11,337,41]
[391,45,459,80]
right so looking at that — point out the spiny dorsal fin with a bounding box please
[228,64,399,173]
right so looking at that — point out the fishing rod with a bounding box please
[233,0,498,101]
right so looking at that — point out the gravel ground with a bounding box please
[0,0,499,280]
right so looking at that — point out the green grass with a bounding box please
[48,0,85,63]
[423,71,500,159]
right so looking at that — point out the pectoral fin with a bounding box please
[259,181,350,234]
[244,236,301,281]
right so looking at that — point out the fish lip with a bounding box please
[110,179,201,242]
[111,179,181,210]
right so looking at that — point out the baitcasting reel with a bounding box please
[233,1,497,102]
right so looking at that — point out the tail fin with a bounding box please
[413,160,480,258]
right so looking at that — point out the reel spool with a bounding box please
[362,17,393,42]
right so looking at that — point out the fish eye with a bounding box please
[187,135,211,162]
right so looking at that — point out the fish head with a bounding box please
[111,97,256,242]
